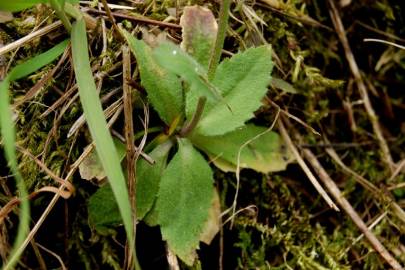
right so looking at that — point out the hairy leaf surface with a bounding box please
[196,46,273,136]
[180,5,217,68]
[156,139,214,265]
[137,141,172,219]
[153,42,222,118]
[122,31,183,125]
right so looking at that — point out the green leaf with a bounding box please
[180,5,218,68]
[0,0,78,11]
[88,184,122,235]
[121,30,183,125]
[137,141,172,219]
[191,124,292,173]
[196,46,273,136]
[85,141,172,232]
[156,139,214,265]
[8,40,69,81]
[0,40,68,270]
[0,0,45,11]
[153,42,222,118]
[71,19,133,243]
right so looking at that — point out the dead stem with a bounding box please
[285,118,404,270]
[279,118,339,211]
[328,0,395,172]
[122,44,140,270]
[86,9,181,29]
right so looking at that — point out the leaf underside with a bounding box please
[191,124,292,173]
[180,5,218,69]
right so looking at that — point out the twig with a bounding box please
[122,45,140,270]
[328,0,394,172]
[325,146,405,224]
[0,21,63,57]
[85,9,181,29]
[355,21,405,43]
[100,0,123,40]
[279,119,339,211]
[288,123,404,270]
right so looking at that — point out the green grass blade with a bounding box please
[0,0,78,12]
[8,40,69,81]
[0,0,45,11]
[71,18,134,243]
[0,79,30,270]
[0,40,68,269]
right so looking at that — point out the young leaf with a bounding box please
[156,138,214,265]
[71,19,133,243]
[191,124,292,173]
[153,42,222,117]
[180,5,218,68]
[0,39,68,270]
[137,141,172,219]
[121,30,183,125]
[196,46,273,136]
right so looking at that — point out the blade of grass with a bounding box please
[0,79,30,270]
[70,18,135,253]
[0,39,68,270]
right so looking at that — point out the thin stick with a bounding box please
[279,119,339,211]
[325,146,405,224]
[122,45,140,270]
[0,21,63,57]
[289,126,404,270]
[328,0,394,172]
[86,9,181,29]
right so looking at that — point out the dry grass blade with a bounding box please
[279,119,339,211]
[328,0,394,172]
[287,121,404,270]
[0,21,63,57]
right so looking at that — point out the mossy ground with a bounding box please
[1,0,404,269]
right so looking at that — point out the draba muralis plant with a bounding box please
[87,5,292,265]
